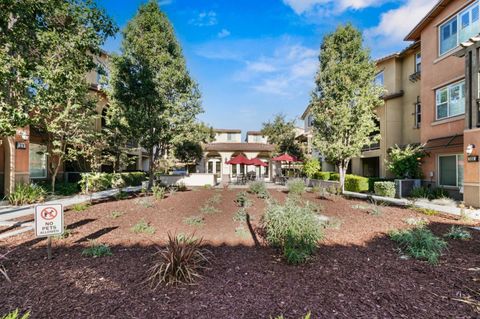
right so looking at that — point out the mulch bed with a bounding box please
[1,188,480,318]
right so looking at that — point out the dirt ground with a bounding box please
[1,188,480,318]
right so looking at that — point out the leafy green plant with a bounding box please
[272,312,311,319]
[111,211,124,219]
[287,178,306,195]
[313,171,331,181]
[445,226,472,240]
[249,181,267,197]
[410,186,449,200]
[344,175,369,192]
[114,190,129,200]
[152,185,166,200]
[81,241,113,258]
[1,309,30,319]
[303,159,321,178]
[235,191,252,208]
[387,144,426,179]
[233,209,249,222]
[146,233,210,287]
[71,202,90,212]
[131,219,156,234]
[390,227,447,264]
[184,216,205,227]
[263,200,324,264]
[235,226,250,238]
[176,182,188,192]
[200,204,219,215]
[374,181,396,198]
[7,183,47,206]
[135,198,154,208]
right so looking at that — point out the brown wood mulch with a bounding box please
[1,188,480,318]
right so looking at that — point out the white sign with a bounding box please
[34,204,64,237]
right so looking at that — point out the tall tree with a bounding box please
[173,122,214,172]
[261,114,303,159]
[111,1,202,187]
[310,24,383,192]
[32,0,116,192]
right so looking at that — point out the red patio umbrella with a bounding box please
[226,154,250,165]
[248,157,268,167]
[272,153,301,162]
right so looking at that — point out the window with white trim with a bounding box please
[439,2,479,56]
[414,98,421,128]
[227,133,234,141]
[435,81,465,120]
[29,143,47,179]
[374,71,384,87]
[439,154,464,187]
[415,52,421,73]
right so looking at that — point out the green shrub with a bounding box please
[390,227,447,264]
[444,226,472,240]
[79,172,147,193]
[344,175,369,192]
[387,144,426,179]
[410,186,449,200]
[7,183,47,206]
[235,191,252,208]
[110,173,126,188]
[200,204,219,215]
[329,173,339,181]
[71,202,90,212]
[152,185,166,200]
[131,219,156,234]
[81,241,113,257]
[184,216,205,227]
[207,193,222,205]
[114,190,129,200]
[313,171,331,181]
[263,200,324,264]
[1,309,30,319]
[302,159,321,178]
[368,178,394,192]
[374,181,396,198]
[111,211,124,218]
[176,182,188,192]
[121,172,147,186]
[249,181,267,195]
[287,178,305,195]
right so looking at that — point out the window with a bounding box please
[374,71,384,87]
[307,115,314,127]
[414,98,421,128]
[227,133,234,141]
[435,81,465,120]
[232,164,237,177]
[254,135,263,143]
[415,52,421,73]
[29,143,47,179]
[439,154,464,187]
[439,2,479,55]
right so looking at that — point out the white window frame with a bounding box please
[374,71,384,87]
[414,52,421,73]
[438,154,464,188]
[227,133,234,141]
[435,80,465,120]
[438,1,479,56]
[414,100,421,128]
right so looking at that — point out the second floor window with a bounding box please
[227,133,234,141]
[435,81,465,120]
[415,52,421,73]
[307,114,314,127]
[439,2,479,56]
[374,71,384,87]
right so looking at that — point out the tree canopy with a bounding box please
[261,114,304,159]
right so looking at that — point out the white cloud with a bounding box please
[365,0,437,54]
[247,61,277,73]
[283,0,388,14]
[217,29,231,38]
[158,0,172,6]
[190,11,217,27]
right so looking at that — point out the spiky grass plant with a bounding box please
[81,241,113,258]
[131,219,156,234]
[1,309,30,319]
[184,216,205,227]
[444,226,472,240]
[146,233,210,287]
[390,227,447,264]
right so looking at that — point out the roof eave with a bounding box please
[404,0,451,41]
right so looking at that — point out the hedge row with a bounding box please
[374,181,396,198]
[79,172,147,193]
[312,172,368,193]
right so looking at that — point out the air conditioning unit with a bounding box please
[395,179,421,198]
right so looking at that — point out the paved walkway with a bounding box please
[0,186,142,240]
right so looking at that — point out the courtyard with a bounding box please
[1,187,479,318]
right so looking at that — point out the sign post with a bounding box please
[34,204,64,260]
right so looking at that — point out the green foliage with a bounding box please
[235,191,252,208]
[404,217,429,227]
[146,233,210,287]
[114,191,129,200]
[287,179,306,195]
[233,209,249,222]
[173,140,204,168]
[272,312,311,319]
[235,226,250,238]
[152,186,166,200]
[6,183,46,206]
[249,181,269,198]
[344,175,369,192]
[200,204,219,215]
[38,182,80,196]
[329,173,340,181]
[176,182,188,192]
[79,172,147,193]
[81,241,113,258]
[71,203,90,212]
[374,181,396,198]
[444,226,472,240]
[310,24,383,192]
[387,144,426,179]
[313,171,331,181]
[390,227,447,264]
[1,309,30,319]
[368,178,394,192]
[261,114,304,159]
[263,200,324,264]
[303,159,321,178]
[207,193,222,205]
[410,186,449,200]
[131,219,156,234]
[111,211,124,219]
[184,216,205,227]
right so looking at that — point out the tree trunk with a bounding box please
[338,162,346,194]
[3,136,16,196]
[148,147,155,189]
[50,157,62,194]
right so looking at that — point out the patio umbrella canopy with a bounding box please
[272,153,301,162]
[226,154,250,165]
[248,157,268,167]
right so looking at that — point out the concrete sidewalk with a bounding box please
[0,186,142,240]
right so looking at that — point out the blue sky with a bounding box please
[99,0,437,132]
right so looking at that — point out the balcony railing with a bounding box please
[409,71,421,83]
[362,142,380,152]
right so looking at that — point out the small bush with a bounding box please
[329,173,340,181]
[146,233,210,287]
[302,159,321,178]
[410,186,449,200]
[110,173,126,189]
[287,179,306,195]
[368,178,394,192]
[200,204,219,215]
[81,241,113,258]
[114,190,129,200]
[152,185,166,200]
[263,200,324,264]
[176,182,188,192]
[313,171,331,181]
[374,181,396,198]
[79,172,147,193]
[131,219,156,234]
[404,217,429,227]
[7,183,46,206]
[344,175,369,192]
[71,202,90,212]
[207,193,222,205]
[1,309,30,319]
[444,226,472,240]
[111,211,124,218]
[235,191,252,208]
[184,216,205,227]
[135,198,154,208]
[390,227,447,264]
[52,182,80,196]
[249,181,267,195]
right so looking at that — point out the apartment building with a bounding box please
[199,129,276,183]
[351,42,422,178]
[405,0,479,203]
